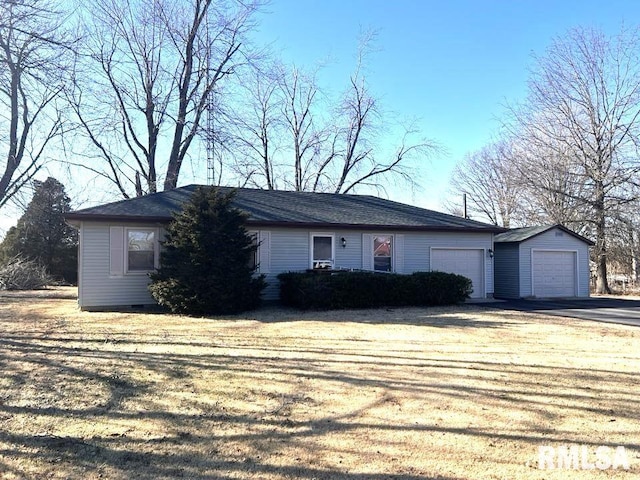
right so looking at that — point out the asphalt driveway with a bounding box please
[488,297,640,327]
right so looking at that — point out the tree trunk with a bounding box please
[0,65,20,202]
[631,227,639,285]
[594,181,611,294]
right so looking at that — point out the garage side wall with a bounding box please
[493,243,520,299]
[519,229,590,297]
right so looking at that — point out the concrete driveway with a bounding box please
[487,297,640,327]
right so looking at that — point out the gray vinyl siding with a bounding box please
[334,232,363,270]
[79,222,161,308]
[263,229,365,300]
[404,231,494,295]
[493,243,520,299]
[78,223,496,307]
[263,229,309,300]
[401,233,429,272]
[518,229,590,298]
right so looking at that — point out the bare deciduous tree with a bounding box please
[511,135,589,228]
[447,140,522,227]
[69,0,260,198]
[329,51,435,195]
[606,206,640,285]
[279,65,330,191]
[228,39,439,195]
[0,0,70,209]
[227,67,282,189]
[508,26,640,293]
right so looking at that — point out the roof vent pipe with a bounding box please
[463,193,468,219]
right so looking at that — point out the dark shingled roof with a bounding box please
[494,224,594,245]
[66,185,505,232]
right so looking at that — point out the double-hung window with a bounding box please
[373,235,393,272]
[311,234,334,269]
[126,228,157,273]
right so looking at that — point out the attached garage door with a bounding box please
[532,250,577,297]
[431,248,484,298]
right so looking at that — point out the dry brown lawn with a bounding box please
[0,288,639,479]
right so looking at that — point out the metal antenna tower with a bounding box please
[205,9,215,186]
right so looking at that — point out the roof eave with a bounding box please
[495,224,595,246]
[555,224,595,246]
[248,220,505,232]
[64,213,173,223]
[64,213,505,233]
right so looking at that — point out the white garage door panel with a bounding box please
[431,249,484,298]
[533,251,576,297]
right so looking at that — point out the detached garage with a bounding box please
[493,225,593,299]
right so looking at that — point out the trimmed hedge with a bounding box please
[278,270,472,310]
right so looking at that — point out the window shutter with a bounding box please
[394,234,405,273]
[258,231,271,274]
[362,234,373,270]
[109,226,124,276]
[153,228,160,269]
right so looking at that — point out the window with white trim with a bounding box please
[126,228,157,273]
[311,233,334,269]
[373,235,393,272]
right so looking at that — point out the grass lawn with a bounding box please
[0,288,639,479]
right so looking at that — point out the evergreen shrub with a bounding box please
[148,187,266,315]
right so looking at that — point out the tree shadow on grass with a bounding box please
[1,406,637,479]
[1,301,639,478]
[0,288,77,301]
[235,304,520,328]
[1,428,463,480]
[382,314,516,328]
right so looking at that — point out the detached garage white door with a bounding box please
[532,250,577,297]
[431,248,484,298]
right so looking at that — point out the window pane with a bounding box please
[128,251,155,271]
[128,230,155,251]
[313,236,332,260]
[128,230,155,271]
[373,235,392,272]
[313,235,333,269]
[374,256,392,272]
[373,235,392,257]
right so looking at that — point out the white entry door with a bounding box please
[431,248,484,298]
[532,250,577,297]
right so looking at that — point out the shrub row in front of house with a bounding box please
[277,270,472,310]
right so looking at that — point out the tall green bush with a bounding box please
[148,187,266,315]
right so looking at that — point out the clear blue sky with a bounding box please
[1,0,639,234]
[249,0,640,208]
